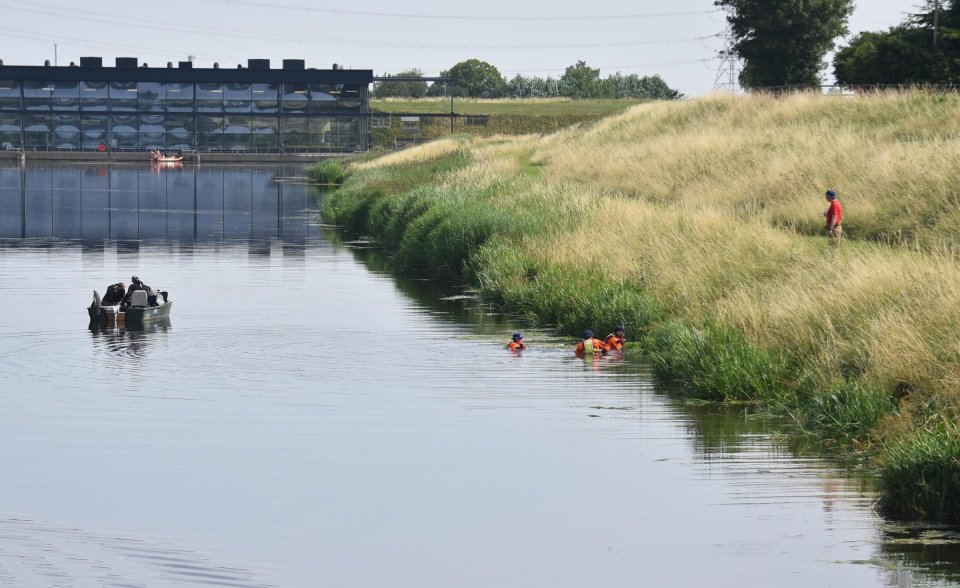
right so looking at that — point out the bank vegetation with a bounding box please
[312,90,960,523]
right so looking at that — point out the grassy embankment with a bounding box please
[369,97,642,148]
[312,91,960,523]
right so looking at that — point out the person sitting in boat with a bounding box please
[507,332,525,351]
[575,329,610,358]
[604,325,626,351]
[101,281,126,306]
[145,284,161,307]
[122,275,149,309]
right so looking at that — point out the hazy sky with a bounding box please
[1,0,927,95]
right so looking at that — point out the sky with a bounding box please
[0,0,929,96]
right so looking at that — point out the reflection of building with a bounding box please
[0,58,371,153]
[0,164,321,245]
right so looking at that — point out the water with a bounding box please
[1,163,959,587]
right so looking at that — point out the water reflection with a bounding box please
[0,163,320,248]
[880,524,960,584]
[89,317,171,360]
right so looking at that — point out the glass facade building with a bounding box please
[0,58,371,153]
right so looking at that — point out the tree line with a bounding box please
[373,59,682,100]
[697,0,959,90]
[375,1,960,98]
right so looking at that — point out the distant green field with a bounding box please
[368,98,646,148]
[370,97,643,116]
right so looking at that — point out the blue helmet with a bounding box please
[825,189,837,199]
[582,329,594,339]
[512,332,523,341]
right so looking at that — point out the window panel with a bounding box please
[251,116,278,149]
[139,114,165,135]
[81,114,108,149]
[197,83,223,112]
[110,131,137,149]
[110,81,138,111]
[53,113,81,147]
[197,115,223,150]
[23,113,51,148]
[281,117,308,150]
[165,82,194,112]
[138,81,165,112]
[109,114,137,134]
[252,83,278,113]
[50,81,80,112]
[80,81,108,111]
[23,81,52,111]
[165,114,194,138]
[281,84,307,113]
[0,80,19,111]
[307,84,336,113]
[224,83,251,113]
[139,132,165,149]
[338,84,365,111]
[222,115,250,150]
[0,112,20,148]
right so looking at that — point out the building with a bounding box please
[0,57,372,154]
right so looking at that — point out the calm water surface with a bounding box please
[1,163,959,587]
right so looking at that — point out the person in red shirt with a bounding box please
[507,332,525,351]
[604,325,626,351]
[575,329,609,358]
[824,189,842,240]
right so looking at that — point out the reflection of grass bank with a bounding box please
[313,91,960,524]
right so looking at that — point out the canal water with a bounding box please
[1,163,959,587]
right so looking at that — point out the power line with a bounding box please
[0,26,237,63]
[498,58,715,74]
[2,2,720,50]
[196,0,721,21]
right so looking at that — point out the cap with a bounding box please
[582,329,593,339]
[825,189,837,199]
[512,332,523,341]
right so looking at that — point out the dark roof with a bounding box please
[0,59,372,85]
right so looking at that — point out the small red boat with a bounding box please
[150,150,184,163]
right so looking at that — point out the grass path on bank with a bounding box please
[313,91,960,524]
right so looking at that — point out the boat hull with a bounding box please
[122,301,173,323]
[88,301,173,327]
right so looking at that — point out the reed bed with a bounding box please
[315,90,960,523]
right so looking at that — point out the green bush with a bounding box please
[309,160,345,185]
[649,321,783,402]
[787,382,896,444]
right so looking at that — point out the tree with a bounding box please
[560,61,602,98]
[602,73,683,100]
[437,59,506,98]
[372,68,428,98]
[715,0,854,89]
[833,1,960,85]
